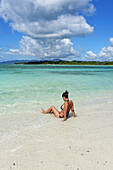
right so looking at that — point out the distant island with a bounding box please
[14,60,113,65]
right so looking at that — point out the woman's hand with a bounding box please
[62,118,66,122]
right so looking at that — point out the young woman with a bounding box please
[41,91,77,121]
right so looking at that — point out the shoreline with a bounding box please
[14,63,113,66]
[14,64,113,66]
[0,63,113,66]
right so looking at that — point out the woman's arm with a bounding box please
[71,102,77,117]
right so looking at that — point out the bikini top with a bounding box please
[60,104,64,110]
[60,100,69,110]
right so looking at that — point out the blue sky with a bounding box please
[0,0,113,62]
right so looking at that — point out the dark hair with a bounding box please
[62,90,69,98]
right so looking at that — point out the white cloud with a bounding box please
[0,0,94,39]
[82,3,96,16]
[9,49,20,53]
[0,0,95,20]
[6,36,80,60]
[85,51,97,59]
[9,15,93,39]
[85,37,113,61]
[0,0,95,60]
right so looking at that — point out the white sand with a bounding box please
[0,96,113,170]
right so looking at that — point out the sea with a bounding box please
[0,64,113,142]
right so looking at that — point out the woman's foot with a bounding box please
[41,108,46,113]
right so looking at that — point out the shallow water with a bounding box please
[0,64,113,142]
[0,64,113,104]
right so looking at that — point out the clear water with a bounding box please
[0,64,113,105]
[0,64,113,142]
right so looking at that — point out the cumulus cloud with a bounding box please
[0,0,94,39]
[0,0,95,60]
[85,37,113,61]
[11,15,93,39]
[6,36,80,60]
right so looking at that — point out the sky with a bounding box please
[0,0,113,62]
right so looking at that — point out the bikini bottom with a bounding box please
[59,113,69,118]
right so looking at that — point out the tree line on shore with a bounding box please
[14,60,113,65]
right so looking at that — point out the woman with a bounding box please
[41,91,77,121]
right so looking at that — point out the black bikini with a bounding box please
[59,100,69,118]
[60,104,64,111]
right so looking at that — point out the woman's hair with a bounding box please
[62,90,69,98]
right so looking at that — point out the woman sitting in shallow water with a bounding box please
[41,91,77,121]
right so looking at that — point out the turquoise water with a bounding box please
[0,64,113,106]
[0,64,113,142]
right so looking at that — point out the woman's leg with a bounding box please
[41,107,53,113]
[41,106,60,118]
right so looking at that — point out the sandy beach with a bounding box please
[0,94,113,170]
